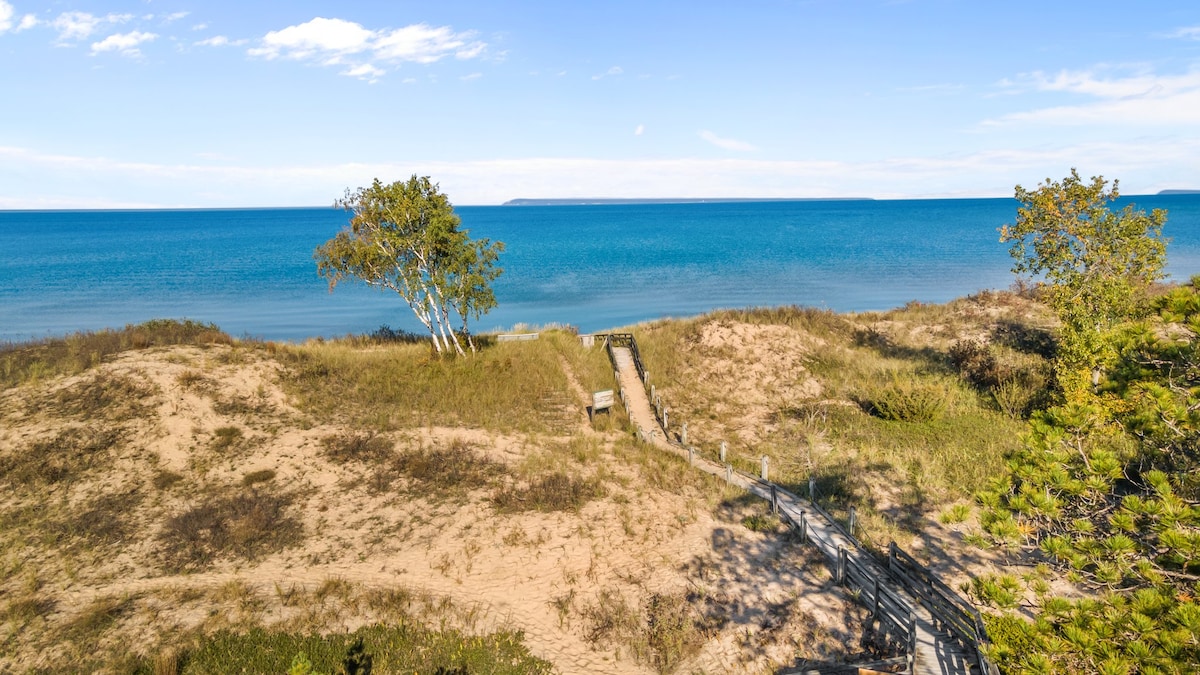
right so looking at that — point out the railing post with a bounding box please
[644,371,650,388]
[888,542,896,573]
[688,446,695,466]
[681,422,688,446]
[725,463,733,483]
[808,476,815,501]
[663,408,669,431]
[719,441,727,463]
[770,485,778,515]
[650,384,655,402]
[836,546,846,584]
[760,455,769,481]
[872,576,880,618]
[613,369,620,384]
[798,510,807,543]
[848,506,857,538]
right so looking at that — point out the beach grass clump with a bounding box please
[177,623,553,675]
[372,439,507,496]
[858,376,952,422]
[0,319,231,389]
[43,371,157,422]
[157,488,303,572]
[581,588,718,674]
[492,471,606,513]
[275,330,578,432]
[0,426,124,489]
[320,431,395,465]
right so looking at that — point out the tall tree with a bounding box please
[1000,169,1168,399]
[314,176,504,355]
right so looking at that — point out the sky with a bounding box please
[1,0,1199,208]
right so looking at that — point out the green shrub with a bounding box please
[860,377,950,422]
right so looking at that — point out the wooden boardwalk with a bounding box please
[610,344,978,675]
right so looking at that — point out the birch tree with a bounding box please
[314,176,504,355]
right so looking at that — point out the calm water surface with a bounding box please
[2,196,1198,341]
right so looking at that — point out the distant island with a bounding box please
[502,197,874,206]
[1158,189,1200,195]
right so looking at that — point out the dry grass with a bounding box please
[0,297,1053,673]
[275,330,582,432]
[157,488,304,572]
[0,319,231,389]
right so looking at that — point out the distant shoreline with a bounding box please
[501,197,874,206]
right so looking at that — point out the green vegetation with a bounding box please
[315,176,505,355]
[0,318,230,388]
[1001,169,1168,399]
[180,624,552,675]
[631,299,1042,548]
[277,329,587,432]
[977,178,1199,673]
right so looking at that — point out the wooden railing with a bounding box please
[888,544,999,675]
[602,332,998,675]
[602,333,647,382]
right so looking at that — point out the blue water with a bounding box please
[3,196,1199,342]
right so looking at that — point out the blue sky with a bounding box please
[2,0,1199,207]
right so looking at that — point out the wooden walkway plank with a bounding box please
[608,344,976,675]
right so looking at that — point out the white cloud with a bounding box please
[373,23,480,63]
[52,11,132,42]
[460,72,482,81]
[592,65,623,80]
[634,124,645,136]
[343,63,385,81]
[248,17,485,79]
[0,1,31,33]
[985,67,1200,126]
[195,35,246,47]
[699,130,757,152]
[163,12,189,23]
[250,17,374,59]
[91,30,157,57]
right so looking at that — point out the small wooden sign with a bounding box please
[592,389,614,412]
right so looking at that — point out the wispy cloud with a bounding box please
[699,130,757,152]
[195,35,247,48]
[634,124,645,136]
[248,17,486,80]
[91,30,157,57]
[1166,25,1200,40]
[52,11,133,43]
[0,0,31,33]
[592,65,623,80]
[984,67,1200,126]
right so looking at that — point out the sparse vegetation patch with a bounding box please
[158,489,303,572]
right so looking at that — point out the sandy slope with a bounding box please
[0,343,871,673]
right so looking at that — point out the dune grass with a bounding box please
[628,296,1051,547]
[275,329,586,433]
[0,319,231,389]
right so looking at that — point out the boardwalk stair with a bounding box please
[599,333,998,675]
